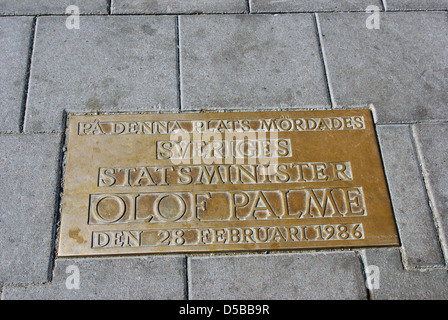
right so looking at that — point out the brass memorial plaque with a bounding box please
[58,110,399,256]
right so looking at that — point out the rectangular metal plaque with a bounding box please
[58,110,399,256]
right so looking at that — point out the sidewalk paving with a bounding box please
[0,1,447,300]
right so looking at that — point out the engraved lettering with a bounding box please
[92,231,142,248]
[60,110,398,257]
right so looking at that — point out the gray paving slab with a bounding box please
[363,248,448,299]
[112,0,247,14]
[0,134,61,283]
[0,17,34,133]
[376,125,443,267]
[0,0,108,14]
[386,0,448,10]
[189,252,367,299]
[413,124,448,260]
[319,12,448,123]
[250,0,383,12]
[25,16,178,132]
[179,14,329,111]
[2,256,185,299]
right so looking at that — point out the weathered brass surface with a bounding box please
[58,110,399,256]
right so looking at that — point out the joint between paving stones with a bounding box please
[175,16,182,112]
[19,16,36,133]
[0,131,64,135]
[398,247,447,271]
[184,257,189,300]
[2,281,52,289]
[372,123,403,250]
[47,128,67,282]
[313,13,334,109]
[1,9,448,18]
[376,119,448,125]
[374,125,416,268]
[377,124,445,268]
[410,125,448,266]
[364,247,447,275]
[386,8,448,12]
[398,247,413,271]
[406,125,446,267]
[354,250,373,300]
[361,122,432,273]
[246,0,251,13]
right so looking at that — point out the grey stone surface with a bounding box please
[189,252,367,299]
[386,0,448,10]
[2,256,185,299]
[0,0,108,14]
[319,12,448,123]
[0,134,61,283]
[0,17,34,132]
[25,16,178,132]
[413,124,448,259]
[250,0,383,12]
[1,7,447,301]
[376,125,443,267]
[363,248,448,299]
[112,0,247,14]
[179,14,329,110]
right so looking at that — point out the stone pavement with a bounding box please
[0,1,447,300]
